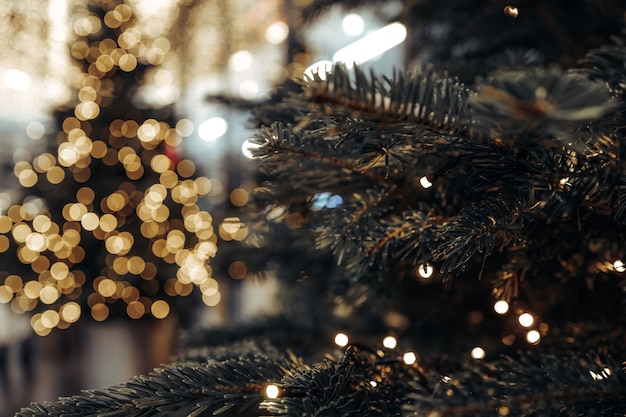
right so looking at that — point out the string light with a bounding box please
[419,176,433,188]
[369,380,378,387]
[471,347,486,359]
[382,336,397,349]
[265,384,280,399]
[526,330,541,344]
[518,313,534,327]
[334,332,349,347]
[493,300,509,314]
[402,351,417,365]
[590,367,612,381]
[613,260,625,272]
[503,6,519,18]
[417,263,434,279]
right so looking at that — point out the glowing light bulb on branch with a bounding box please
[402,351,417,365]
[382,336,397,349]
[518,313,534,327]
[526,330,541,344]
[493,300,509,314]
[265,384,280,399]
[334,332,349,347]
[417,263,434,279]
[471,346,486,359]
[419,176,433,188]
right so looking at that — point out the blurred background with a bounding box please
[0,1,405,415]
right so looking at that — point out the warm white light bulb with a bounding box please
[526,330,540,344]
[265,384,280,399]
[369,380,378,387]
[614,260,625,272]
[471,347,485,359]
[419,176,433,188]
[493,300,509,315]
[334,332,349,347]
[417,264,434,279]
[518,313,534,327]
[402,351,417,365]
[382,336,397,349]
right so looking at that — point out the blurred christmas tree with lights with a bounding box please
[0,0,223,336]
[16,0,626,416]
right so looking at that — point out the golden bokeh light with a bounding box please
[0,1,236,335]
[91,303,109,321]
[0,285,12,303]
[150,300,170,319]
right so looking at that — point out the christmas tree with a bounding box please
[15,0,626,416]
[0,0,221,335]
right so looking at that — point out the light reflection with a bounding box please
[3,68,31,91]
[198,117,228,142]
[333,22,407,67]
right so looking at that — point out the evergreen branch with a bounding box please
[16,355,299,417]
[250,123,390,190]
[405,352,626,417]
[313,185,397,266]
[433,193,529,273]
[576,40,626,97]
[469,67,616,141]
[298,63,473,138]
[260,346,363,416]
[260,346,407,417]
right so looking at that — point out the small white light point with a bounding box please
[493,300,509,315]
[382,336,397,349]
[518,313,534,328]
[526,330,541,344]
[471,347,485,359]
[417,264,434,279]
[402,351,417,365]
[265,384,280,399]
[613,260,625,272]
[369,380,377,387]
[334,332,349,347]
[419,176,433,188]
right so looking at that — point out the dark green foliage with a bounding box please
[405,352,626,417]
[17,353,301,417]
